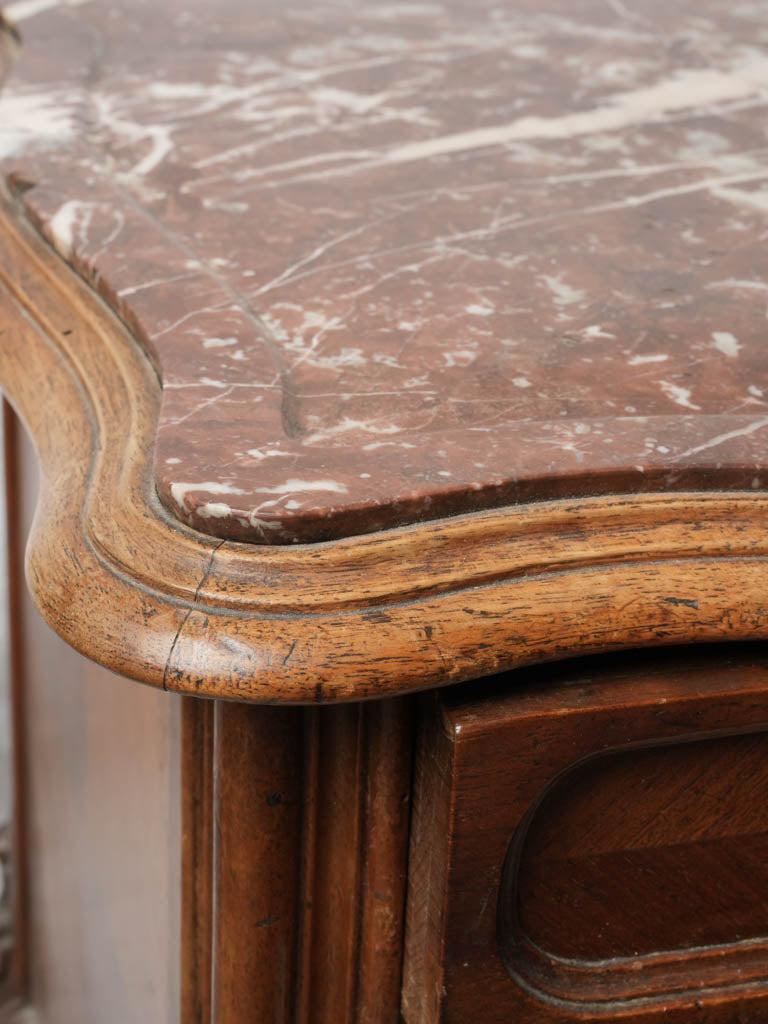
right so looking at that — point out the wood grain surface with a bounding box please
[1,196,768,703]
[518,732,768,959]
[180,698,413,1023]
[403,646,768,1023]
[0,408,415,1023]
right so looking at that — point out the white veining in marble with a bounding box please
[1,0,768,541]
[5,0,91,20]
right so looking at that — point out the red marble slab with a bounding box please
[2,0,768,542]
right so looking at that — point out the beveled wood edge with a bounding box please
[507,929,768,1012]
[1,197,768,702]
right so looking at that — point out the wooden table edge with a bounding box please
[1,199,767,704]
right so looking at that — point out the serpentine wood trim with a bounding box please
[0,199,767,702]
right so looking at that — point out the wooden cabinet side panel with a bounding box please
[3,398,28,1010]
[10,407,182,1024]
[10,412,182,1024]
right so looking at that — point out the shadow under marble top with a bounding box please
[1,0,768,543]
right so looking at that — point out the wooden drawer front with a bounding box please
[403,647,768,1024]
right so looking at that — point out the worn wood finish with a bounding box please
[1,201,768,702]
[300,705,367,1023]
[0,402,415,1022]
[0,398,417,1022]
[403,646,768,1023]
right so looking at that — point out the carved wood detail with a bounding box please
[0,200,767,702]
[180,697,413,1022]
[403,647,768,1023]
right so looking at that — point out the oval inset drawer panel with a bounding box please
[515,733,768,957]
[502,731,768,1007]
[403,648,768,1023]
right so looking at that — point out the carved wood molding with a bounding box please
[1,199,767,702]
[404,650,768,1022]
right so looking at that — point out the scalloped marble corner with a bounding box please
[1,0,768,702]
[2,0,768,545]
[1,203,768,703]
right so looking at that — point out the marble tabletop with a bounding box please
[1,0,768,543]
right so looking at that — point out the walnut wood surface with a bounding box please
[403,646,768,1023]
[1,199,768,701]
[183,698,412,1023]
[518,732,768,959]
[297,699,413,1024]
[212,702,303,1023]
[2,404,414,1022]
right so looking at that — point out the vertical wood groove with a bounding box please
[192,697,414,1023]
[297,699,414,1024]
[181,696,214,1024]
[356,700,414,1024]
[293,708,319,1024]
